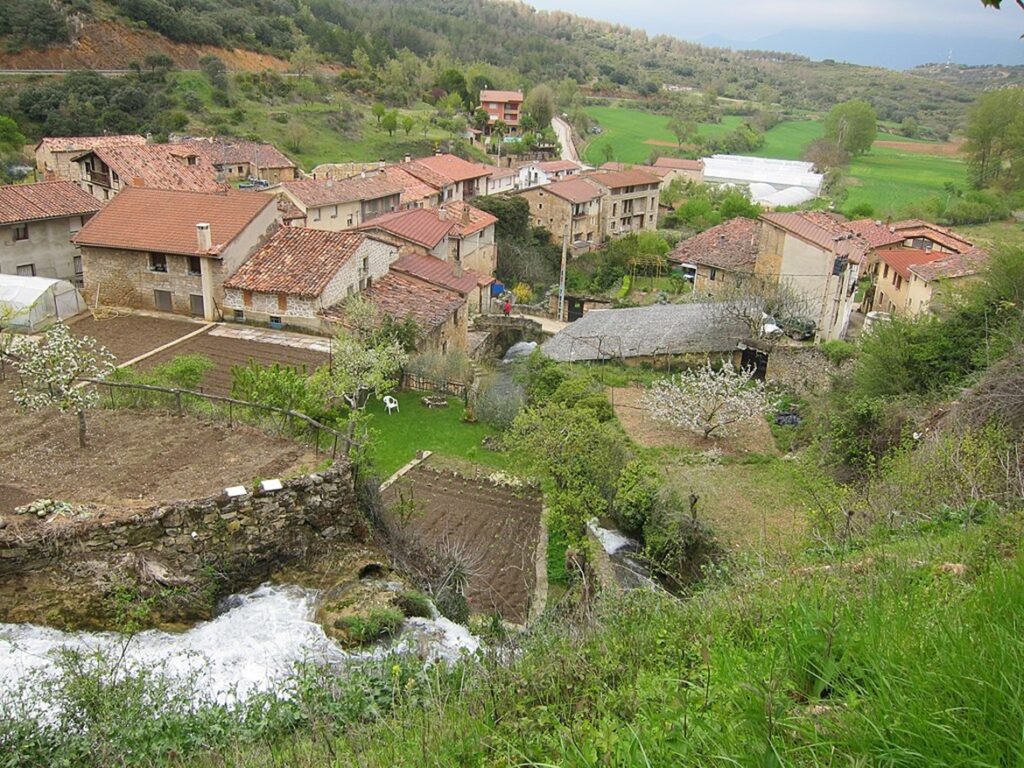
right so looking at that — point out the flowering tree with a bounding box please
[644,363,771,439]
[12,323,115,448]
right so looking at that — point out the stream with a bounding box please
[0,583,479,713]
[588,519,658,591]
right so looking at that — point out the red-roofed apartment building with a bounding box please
[0,181,102,284]
[479,89,524,136]
[518,177,603,248]
[73,187,281,320]
[222,227,399,331]
[585,170,661,238]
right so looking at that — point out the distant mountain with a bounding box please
[702,29,1024,71]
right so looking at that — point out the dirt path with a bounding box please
[873,139,964,156]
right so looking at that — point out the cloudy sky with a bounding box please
[524,0,1023,67]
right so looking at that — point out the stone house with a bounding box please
[479,89,524,136]
[72,144,222,202]
[0,181,101,285]
[273,176,402,232]
[72,187,280,320]
[390,250,494,315]
[669,217,760,297]
[34,135,146,182]
[757,212,868,341]
[652,157,705,184]
[172,138,299,184]
[586,169,661,239]
[518,178,603,247]
[222,228,398,332]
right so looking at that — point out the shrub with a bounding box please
[819,340,856,365]
[332,607,404,646]
[395,591,433,619]
[642,490,719,588]
[146,354,213,390]
[406,349,472,384]
[471,374,525,428]
[613,459,660,534]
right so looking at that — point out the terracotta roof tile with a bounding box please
[479,90,524,103]
[356,207,455,249]
[653,157,704,172]
[439,200,498,237]
[377,166,438,205]
[0,181,101,225]
[536,160,581,173]
[876,248,947,281]
[908,248,988,282]
[761,211,869,262]
[542,178,604,204]
[669,217,760,272]
[406,155,492,185]
[173,138,296,170]
[72,187,275,256]
[586,169,662,189]
[276,196,305,222]
[278,176,402,209]
[890,219,974,253]
[843,219,906,249]
[322,272,464,332]
[36,135,146,152]
[75,144,222,193]
[391,251,489,295]
[224,228,370,297]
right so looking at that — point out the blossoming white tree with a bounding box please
[644,363,771,439]
[12,323,115,448]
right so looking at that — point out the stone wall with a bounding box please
[0,465,365,629]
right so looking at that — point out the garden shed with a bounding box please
[0,275,85,331]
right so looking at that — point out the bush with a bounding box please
[820,340,856,365]
[406,350,472,383]
[642,490,719,588]
[395,591,433,619]
[613,459,660,534]
[332,607,404,645]
[146,354,213,390]
[471,374,525,428]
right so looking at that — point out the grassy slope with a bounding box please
[581,105,968,216]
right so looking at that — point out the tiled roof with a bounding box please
[406,155,492,185]
[761,211,869,262]
[843,219,906,249]
[36,135,146,152]
[890,219,974,253]
[173,138,296,170]
[72,187,275,256]
[586,169,662,189]
[391,251,489,295]
[224,228,368,297]
[599,162,632,172]
[543,178,604,204]
[876,248,946,281]
[356,207,454,249]
[480,89,524,103]
[276,196,305,222]
[484,165,518,180]
[653,157,704,171]
[669,217,760,272]
[377,166,438,206]
[279,176,402,208]
[537,160,581,173]
[0,181,101,225]
[322,271,465,332]
[438,200,498,237]
[75,144,222,193]
[908,248,988,283]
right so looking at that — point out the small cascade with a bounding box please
[501,341,537,363]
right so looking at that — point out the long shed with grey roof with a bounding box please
[541,303,747,364]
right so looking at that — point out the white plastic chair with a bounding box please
[383,395,399,415]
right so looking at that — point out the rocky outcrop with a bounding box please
[0,465,366,630]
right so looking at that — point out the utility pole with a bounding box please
[557,220,569,322]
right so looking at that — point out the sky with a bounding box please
[524,0,1024,68]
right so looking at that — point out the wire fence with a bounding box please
[83,378,352,459]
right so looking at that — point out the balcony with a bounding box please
[84,170,111,187]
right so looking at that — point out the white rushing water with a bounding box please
[0,583,480,711]
[587,518,638,555]
[502,340,538,362]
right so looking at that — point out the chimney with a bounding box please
[403,153,412,164]
[461,205,471,227]
[438,207,447,221]
[196,222,212,252]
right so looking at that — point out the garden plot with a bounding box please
[384,460,543,624]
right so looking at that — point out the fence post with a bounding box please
[332,434,338,461]
[228,401,233,428]
[109,384,115,408]
[175,390,183,417]
[314,425,320,456]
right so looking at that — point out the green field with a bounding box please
[582,105,968,217]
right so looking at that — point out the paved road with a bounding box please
[551,117,580,164]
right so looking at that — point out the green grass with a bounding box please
[960,219,1024,252]
[844,146,968,218]
[583,105,743,164]
[365,391,507,477]
[749,119,823,160]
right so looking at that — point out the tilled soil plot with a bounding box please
[139,334,328,397]
[69,314,203,363]
[385,463,542,624]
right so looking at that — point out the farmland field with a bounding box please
[582,104,969,216]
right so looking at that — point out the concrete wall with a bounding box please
[0,466,362,629]
[0,215,92,283]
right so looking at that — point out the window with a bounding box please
[153,290,173,312]
[347,214,354,226]
[896,275,903,290]
[16,263,35,277]
[883,264,889,279]
[187,256,203,275]
[73,255,83,278]
[233,309,245,322]
[189,294,205,317]
[452,308,459,325]
[269,315,282,325]
[242,290,252,308]
[612,203,617,216]
[13,224,28,242]
[277,294,288,312]
[69,216,83,234]
[347,285,355,296]
[362,256,369,272]
[312,208,321,222]
[331,205,338,219]
[149,253,167,272]
[709,267,718,281]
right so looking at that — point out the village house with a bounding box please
[376,164,442,209]
[34,135,146,182]
[586,169,661,238]
[757,211,868,341]
[72,187,280,320]
[71,143,222,202]
[222,227,398,332]
[652,157,705,184]
[403,154,492,202]
[321,271,469,354]
[518,177,603,247]
[0,182,101,285]
[669,217,760,297]
[872,246,987,316]
[481,166,519,195]
[172,138,300,184]
[479,89,524,136]
[517,159,582,189]
[273,176,402,232]
[390,248,493,315]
